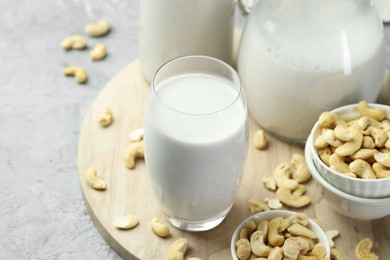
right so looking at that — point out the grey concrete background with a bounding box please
[0,0,389,259]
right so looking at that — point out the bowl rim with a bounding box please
[309,103,390,184]
[305,138,390,204]
[230,209,330,260]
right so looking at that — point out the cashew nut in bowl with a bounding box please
[358,100,386,121]
[372,162,390,178]
[334,125,363,156]
[362,126,387,147]
[283,237,310,259]
[267,217,284,247]
[250,231,271,257]
[85,19,110,37]
[328,153,349,174]
[279,213,308,232]
[236,238,251,260]
[287,223,318,240]
[349,159,377,179]
[373,150,390,167]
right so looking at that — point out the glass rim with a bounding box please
[151,55,243,116]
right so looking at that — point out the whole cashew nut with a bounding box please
[362,126,387,148]
[358,100,386,121]
[85,19,110,37]
[250,231,272,257]
[325,230,340,248]
[362,136,376,149]
[90,43,107,61]
[86,168,106,190]
[236,238,251,260]
[61,35,87,50]
[334,124,353,141]
[283,237,310,259]
[372,162,390,178]
[267,246,283,260]
[167,238,189,260]
[349,149,376,161]
[151,217,170,237]
[308,243,326,258]
[287,223,318,240]
[291,153,311,183]
[124,141,144,169]
[318,146,331,166]
[267,217,285,247]
[276,188,311,208]
[254,129,268,150]
[273,163,299,190]
[357,116,382,130]
[323,129,344,147]
[114,215,139,229]
[329,153,349,174]
[330,248,345,260]
[373,150,390,167]
[279,213,309,232]
[63,66,88,84]
[349,159,377,179]
[97,108,113,127]
[355,238,378,260]
[335,125,363,156]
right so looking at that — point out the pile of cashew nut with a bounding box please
[235,213,329,260]
[315,101,390,179]
[62,19,110,84]
[252,153,312,213]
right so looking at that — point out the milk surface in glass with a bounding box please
[238,0,386,142]
[139,0,234,82]
[144,73,248,224]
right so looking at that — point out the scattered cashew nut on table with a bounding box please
[150,217,170,238]
[90,43,107,61]
[97,107,113,127]
[85,168,106,190]
[167,238,189,260]
[253,129,268,150]
[61,35,87,50]
[355,238,378,260]
[85,19,111,37]
[63,66,88,84]
[124,141,144,169]
[114,215,139,230]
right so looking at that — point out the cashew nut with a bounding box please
[151,217,170,237]
[283,237,310,259]
[291,153,311,183]
[373,150,390,167]
[362,126,387,147]
[385,131,390,149]
[61,35,87,50]
[167,238,189,260]
[330,248,344,260]
[249,199,270,214]
[334,124,353,141]
[245,220,258,236]
[287,223,318,240]
[267,197,283,210]
[262,175,277,191]
[90,43,107,61]
[273,163,299,190]
[86,168,106,190]
[349,148,376,161]
[355,238,378,260]
[85,19,110,37]
[267,246,283,260]
[124,141,144,169]
[358,100,386,121]
[254,129,268,150]
[292,185,307,197]
[114,215,139,229]
[318,112,340,128]
[358,116,382,130]
[382,119,390,131]
[335,125,363,156]
[329,153,349,173]
[279,213,308,232]
[362,136,376,149]
[97,108,113,127]
[236,238,251,260]
[276,188,311,208]
[315,129,331,149]
[63,66,88,84]
[257,220,269,242]
[372,162,390,178]
[250,231,272,257]
[349,159,377,179]
[308,243,326,258]
[323,129,344,147]
[268,217,285,247]
[129,128,144,142]
[318,146,331,166]
[324,230,339,248]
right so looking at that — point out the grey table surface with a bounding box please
[0,1,390,259]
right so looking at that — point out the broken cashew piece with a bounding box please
[330,248,344,260]
[373,151,390,167]
[151,217,170,237]
[129,128,144,142]
[325,230,339,248]
[279,213,308,232]
[85,19,110,37]
[61,35,87,50]
[262,175,277,191]
[335,126,363,156]
[287,223,318,240]
[267,197,283,210]
[167,238,189,260]
[283,237,310,259]
[358,100,386,121]
[253,129,268,150]
[355,238,378,260]
[90,43,107,61]
[249,198,270,214]
[114,215,139,229]
[276,188,311,208]
[97,108,113,127]
[86,168,106,190]
[124,141,144,169]
[63,66,88,84]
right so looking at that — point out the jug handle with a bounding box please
[236,0,258,16]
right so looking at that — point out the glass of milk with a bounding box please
[144,55,248,231]
[139,0,235,83]
[238,0,386,143]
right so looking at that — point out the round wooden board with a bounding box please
[78,60,390,260]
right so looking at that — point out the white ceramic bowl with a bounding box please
[230,210,330,260]
[309,103,390,198]
[305,140,390,220]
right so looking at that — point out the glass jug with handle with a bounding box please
[237,0,386,143]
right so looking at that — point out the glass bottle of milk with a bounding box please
[238,0,386,143]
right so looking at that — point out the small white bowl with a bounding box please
[305,141,390,220]
[309,103,390,198]
[230,210,330,260]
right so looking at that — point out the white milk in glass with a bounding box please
[238,1,386,141]
[144,73,247,221]
[139,0,234,82]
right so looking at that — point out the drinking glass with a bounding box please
[144,55,248,231]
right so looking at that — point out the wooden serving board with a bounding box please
[78,60,390,260]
